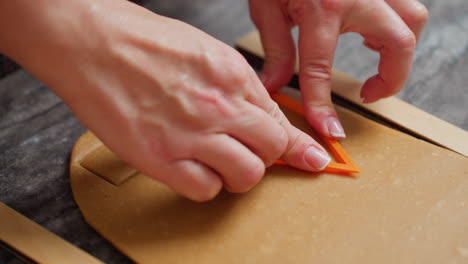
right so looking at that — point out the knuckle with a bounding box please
[300,59,332,81]
[305,100,333,111]
[208,48,250,87]
[283,130,309,161]
[188,90,234,124]
[224,63,250,86]
[276,128,289,153]
[192,188,220,202]
[197,89,226,111]
[410,2,429,26]
[266,101,283,122]
[265,103,288,150]
[317,0,344,13]
[288,0,309,22]
[396,32,417,49]
[238,160,265,192]
[289,0,343,20]
[193,177,222,202]
[264,138,288,167]
[244,106,265,123]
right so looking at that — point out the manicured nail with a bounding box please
[327,117,346,138]
[304,146,331,171]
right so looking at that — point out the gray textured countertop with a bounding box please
[0,0,467,263]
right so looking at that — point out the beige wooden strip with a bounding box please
[236,31,468,157]
[0,202,103,264]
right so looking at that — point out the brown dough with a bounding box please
[70,89,468,264]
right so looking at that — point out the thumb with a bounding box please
[244,62,331,172]
[282,122,332,171]
[261,97,332,171]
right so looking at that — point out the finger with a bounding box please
[244,75,331,171]
[384,0,429,41]
[260,100,332,171]
[363,0,427,52]
[280,120,331,172]
[293,2,346,139]
[227,102,288,166]
[163,160,223,202]
[350,1,417,103]
[270,100,332,171]
[193,134,265,193]
[249,0,296,93]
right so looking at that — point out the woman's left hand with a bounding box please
[249,0,428,139]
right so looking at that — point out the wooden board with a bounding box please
[70,90,468,264]
[0,202,103,264]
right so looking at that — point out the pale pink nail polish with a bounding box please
[327,117,346,138]
[304,146,331,171]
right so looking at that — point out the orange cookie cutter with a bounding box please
[272,93,360,176]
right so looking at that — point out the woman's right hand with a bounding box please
[0,0,331,201]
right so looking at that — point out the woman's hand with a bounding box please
[250,0,428,139]
[0,0,332,201]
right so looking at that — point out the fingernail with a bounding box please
[304,146,331,171]
[327,117,346,138]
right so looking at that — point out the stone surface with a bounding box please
[0,0,466,263]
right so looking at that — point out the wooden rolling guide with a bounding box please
[0,202,103,264]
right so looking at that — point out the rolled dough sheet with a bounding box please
[70,93,468,264]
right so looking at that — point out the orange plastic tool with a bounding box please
[272,93,360,176]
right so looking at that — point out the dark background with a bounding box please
[1,0,467,263]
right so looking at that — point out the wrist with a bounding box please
[0,0,89,63]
